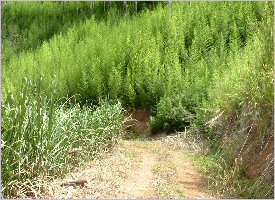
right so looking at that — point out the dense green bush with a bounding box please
[150,94,195,133]
[3,2,268,106]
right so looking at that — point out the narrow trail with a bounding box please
[118,145,156,198]
[43,135,214,199]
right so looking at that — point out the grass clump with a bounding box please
[194,152,274,198]
[1,77,124,198]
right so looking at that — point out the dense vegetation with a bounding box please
[1,1,274,198]
[1,1,163,64]
[2,2,93,64]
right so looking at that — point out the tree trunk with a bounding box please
[168,0,171,15]
[90,1,94,13]
[124,1,128,17]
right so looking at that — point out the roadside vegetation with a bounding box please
[2,78,124,197]
[1,1,273,198]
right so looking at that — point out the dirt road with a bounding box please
[43,134,214,199]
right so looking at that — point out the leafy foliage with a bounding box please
[1,1,273,198]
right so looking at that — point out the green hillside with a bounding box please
[1,1,273,198]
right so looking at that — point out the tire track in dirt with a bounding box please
[118,150,156,198]
[42,136,214,199]
[167,149,212,198]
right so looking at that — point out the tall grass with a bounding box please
[194,3,274,197]
[1,77,124,198]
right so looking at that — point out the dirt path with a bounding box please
[118,145,156,198]
[42,135,214,199]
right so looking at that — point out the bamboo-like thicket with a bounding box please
[1,1,273,198]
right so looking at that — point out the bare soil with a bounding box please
[42,135,214,199]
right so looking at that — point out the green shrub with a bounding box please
[150,95,195,133]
